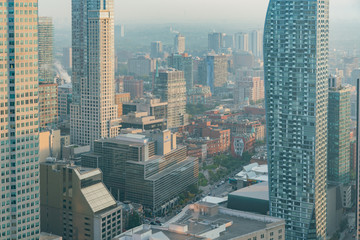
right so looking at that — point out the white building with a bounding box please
[71,0,121,147]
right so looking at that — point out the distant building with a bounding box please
[39,82,58,131]
[154,69,188,129]
[208,32,225,53]
[174,33,185,54]
[113,202,285,240]
[235,32,249,52]
[205,55,228,93]
[328,78,351,184]
[38,17,54,83]
[187,85,212,104]
[234,76,264,105]
[82,130,199,214]
[150,41,163,59]
[123,78,144,99]
[233,51,255,69]
[224,34,235,49]
[167,53,194,91]
[62,47,72,70]
[249,30,263,58]
[40,160,123,240]
[128,55,156,76]
[115,93,131,118]
[122,97,168,120]
[58,83,72,121]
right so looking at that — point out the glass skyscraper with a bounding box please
[1,0,41,239]
[264,0,329,239]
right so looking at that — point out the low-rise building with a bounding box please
[113,202,285,240]
[115,93,131,118]
[187,85,212,104]
[121,112,166,130]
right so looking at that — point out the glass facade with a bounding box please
[0,0,41,239]
[264,0,329,239]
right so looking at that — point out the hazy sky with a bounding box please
[39,0,360,28]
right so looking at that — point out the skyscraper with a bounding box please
[264,0,329,239]
[174,33,185,54]
[328,76,351,184]
[235,32,249,52]
[150,41,163,59]
[154,69,188,129]
[208,32,224,53]
[38,17,54,83]
[205,54,228,94]
[249,30,263,58]
[1,1,41,239]
[71,0,120,147]
[167,53,194,91]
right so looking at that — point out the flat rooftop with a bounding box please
[229,182,269,201]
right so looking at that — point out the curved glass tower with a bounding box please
[264,0,329,239]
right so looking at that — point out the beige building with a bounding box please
[115,92,131,118]
[128,55,156,76]
[154,69,188,129]
[174,33,185,54]
[0,1,41,238]
[234,76,264,105]
[40,160,123,240]
[71,0,121,147]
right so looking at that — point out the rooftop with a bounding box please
[228,182,269,201]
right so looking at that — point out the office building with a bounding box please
[40,160,123,240]
[0,1,41,239]
[62,47,72,70]
[123,78,144,99]
[38,17,54,83]
[122,97,168,120]
[115,93,131,118]
[82,131,199,214]
[39,81,58,131]
[208,32,224,53]
[174,33,185,54]
[264,0,329,239]
[58,83,72,121]
[205,55,228,93]
[121,112,166,130]
[167,53,194,91]
[114,202,285,240]
[128,55,156,77]
[328,77,351,184]
[235,32,249,52]
[71,0,121,147]
[154,69,188,129]
[150,41,163,59]
[249,30,263,58]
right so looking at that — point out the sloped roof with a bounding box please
[81,183,116,213]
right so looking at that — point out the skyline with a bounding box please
[39,0,360,28]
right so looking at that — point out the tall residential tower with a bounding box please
[1,0,41,239]
[71,0,120,146]
[264,0,329,239]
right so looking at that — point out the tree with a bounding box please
[127,211,141,229]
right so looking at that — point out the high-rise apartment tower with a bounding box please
[264,0,329,239]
